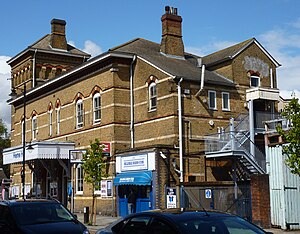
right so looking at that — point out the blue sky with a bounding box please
[1,0,300,127]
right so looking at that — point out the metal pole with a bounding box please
[22,83,26,200]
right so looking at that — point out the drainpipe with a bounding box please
[177,77,184,208]
[195,58,205,97]
[248,99,255,158]
[130,55,137,148]
[32,49,37,88]
[177,77,183,183]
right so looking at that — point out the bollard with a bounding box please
[83,206,89,224]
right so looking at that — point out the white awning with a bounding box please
[3,141,75,165]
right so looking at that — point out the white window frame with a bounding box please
[76,164,83,195]
[32,115,37,140]
[93,93,101,124]
[222,92,230,111]
[149,82,157,111]
[56,108,60,135]
[49,110,53,136]
[250,75,260,87]
[76,99,84,128]
[21,120,25,145]
[208,90,217,110]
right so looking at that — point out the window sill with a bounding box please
[148,108,157,113]
[222,109,231,112]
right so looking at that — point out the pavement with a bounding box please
[76,213,300,234]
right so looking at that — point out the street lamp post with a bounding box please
[10,81,33,200]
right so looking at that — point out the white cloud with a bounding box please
[186,40,238,57]
[280,90,300,100]
[68,40,102,57]
[82,40,102,57]
[0,56,11,130]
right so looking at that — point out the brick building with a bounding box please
[3,7,279,224]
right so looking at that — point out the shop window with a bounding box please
[222,92,230,111]
[32,115,37,140]
[76,99,84,128]
[149,82,157,111]
[250,75,260,87]
[100,180,112,197]
[11,185,20,199]
[93,92,101,124]
[208,90,217,110]
[50,181,58,198]
[76,164,83,194]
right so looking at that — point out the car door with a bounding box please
[120,216,151,234]
[0,205,18,234]
[147,217,178,234]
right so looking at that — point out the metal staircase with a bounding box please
[205,114,266,176]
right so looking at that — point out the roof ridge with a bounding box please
[109,38,159,51]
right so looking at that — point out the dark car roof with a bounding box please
[128,208,233,222]
[0,199,59,207]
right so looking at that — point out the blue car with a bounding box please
[96,208,273,234]
[0,199,89,234]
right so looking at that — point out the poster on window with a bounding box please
[50,182,58,197]
[101,180,107,197]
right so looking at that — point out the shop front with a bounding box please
[114,152,156,216]
[3,141,75,206]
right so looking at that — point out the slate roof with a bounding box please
[202,37,280,67]
[29,34,90,56]
[110,38,234,86]
[8,34,90,65]
[202,38,254,66]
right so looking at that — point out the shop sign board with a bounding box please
[166,187,177,208]
[121,154,148,171]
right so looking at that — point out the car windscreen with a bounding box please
[178,215,266,234]
[10,203,75,226]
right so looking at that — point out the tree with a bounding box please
[277,97,300,176]
[82,139,109,225]
[0,120,10,177]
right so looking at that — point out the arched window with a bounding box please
[56,108,60,135]
[76,99,84,128]
[93,92,101,124]
[32,115,37,140]
[49,110,53,136]
[76,164,83,194]
[149,82,157,111]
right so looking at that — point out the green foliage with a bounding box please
[82,139,109,192]
[277,98,300,176]
[0,120,10,176]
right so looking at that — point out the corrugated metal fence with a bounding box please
[266,145,300,230]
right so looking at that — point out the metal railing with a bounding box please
[254,111,284,129]
[205,130,265,172]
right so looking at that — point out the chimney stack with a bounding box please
[50,19,67,50]
[160,6,184,58]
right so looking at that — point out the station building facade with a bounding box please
[3,6,280,221]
